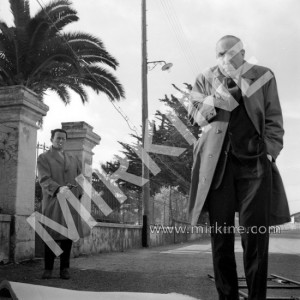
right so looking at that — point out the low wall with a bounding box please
[0,214,11,263]
[72,222,143,257]
[73,221,205,255]
[149,221,206,247]
[6,218,206,261]
[71,221,206,255]
[279,222,300,231]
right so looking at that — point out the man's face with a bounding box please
[216,38,245,77]
[51,132,67,150]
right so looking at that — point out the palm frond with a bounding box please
[79,76,123,101]
[1,0,125,103]
[34,0,73,18]
[47,82,70,104]
[26,52,81,86]
[84,65,125,99]
[9,0,30,28]
[0,24,17,62]
[48,14,78,36]
[34,0,77,30]
[64,32,119,69]
[67,82,88,103]
[27,18,50,51]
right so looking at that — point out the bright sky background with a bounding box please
[1,0,300,214]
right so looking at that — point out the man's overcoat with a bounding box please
[37,147,89,240]
[188,63,290,226]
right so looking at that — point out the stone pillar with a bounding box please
[61,122,100,257]
[61,121,101,213]
[0,86,49,262]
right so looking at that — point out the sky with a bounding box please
[1,0,300,214]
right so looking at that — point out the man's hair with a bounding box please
[51,129,68,140]
[217,35,243,49]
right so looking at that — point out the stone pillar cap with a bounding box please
[62,121,101,145]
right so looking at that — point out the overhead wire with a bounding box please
[158,0,194,72]
[167,0,200,75]
[163,0,199,76]
[159,0,194,69]
[164,0,201,71]
[157,0,200,76]
[157,1,187,71]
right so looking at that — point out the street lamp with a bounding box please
[147,61,173,71]
[141,0,173,247]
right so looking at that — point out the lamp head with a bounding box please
[161,62,173,71]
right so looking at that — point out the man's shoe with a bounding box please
[60,268,70,280]
[42,270,52,279]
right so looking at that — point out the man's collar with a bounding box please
[212,61,258,80]
[50,146,64,153]
[240,61,258,79]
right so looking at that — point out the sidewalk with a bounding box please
[0,234,300,300]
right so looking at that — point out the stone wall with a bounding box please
[34,222,143,258]
[72,223,142,256]
[66,221,204,257]
[0,214,11,263]
[36,220,205,259]
[149,221,205,248]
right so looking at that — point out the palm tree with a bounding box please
[0,0,125,103]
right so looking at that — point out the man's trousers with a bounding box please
[207,153,271,300]
[44,239,73,270]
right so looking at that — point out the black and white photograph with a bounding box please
[0,0,299,299]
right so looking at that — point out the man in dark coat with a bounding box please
[188,35,290,300]
[37,128,85,280]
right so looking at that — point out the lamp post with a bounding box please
[141,0,172,247]
[141,0,149,247]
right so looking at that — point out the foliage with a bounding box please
[102,84,201,196]
[152,186,189,225]
[91,171,141,224]
[0,0,124,103]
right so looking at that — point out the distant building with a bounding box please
[290,212,300,224]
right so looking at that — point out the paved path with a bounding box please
[161,236,300,256]
[0,234,299,300]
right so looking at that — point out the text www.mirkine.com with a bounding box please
[150,224,282,235]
